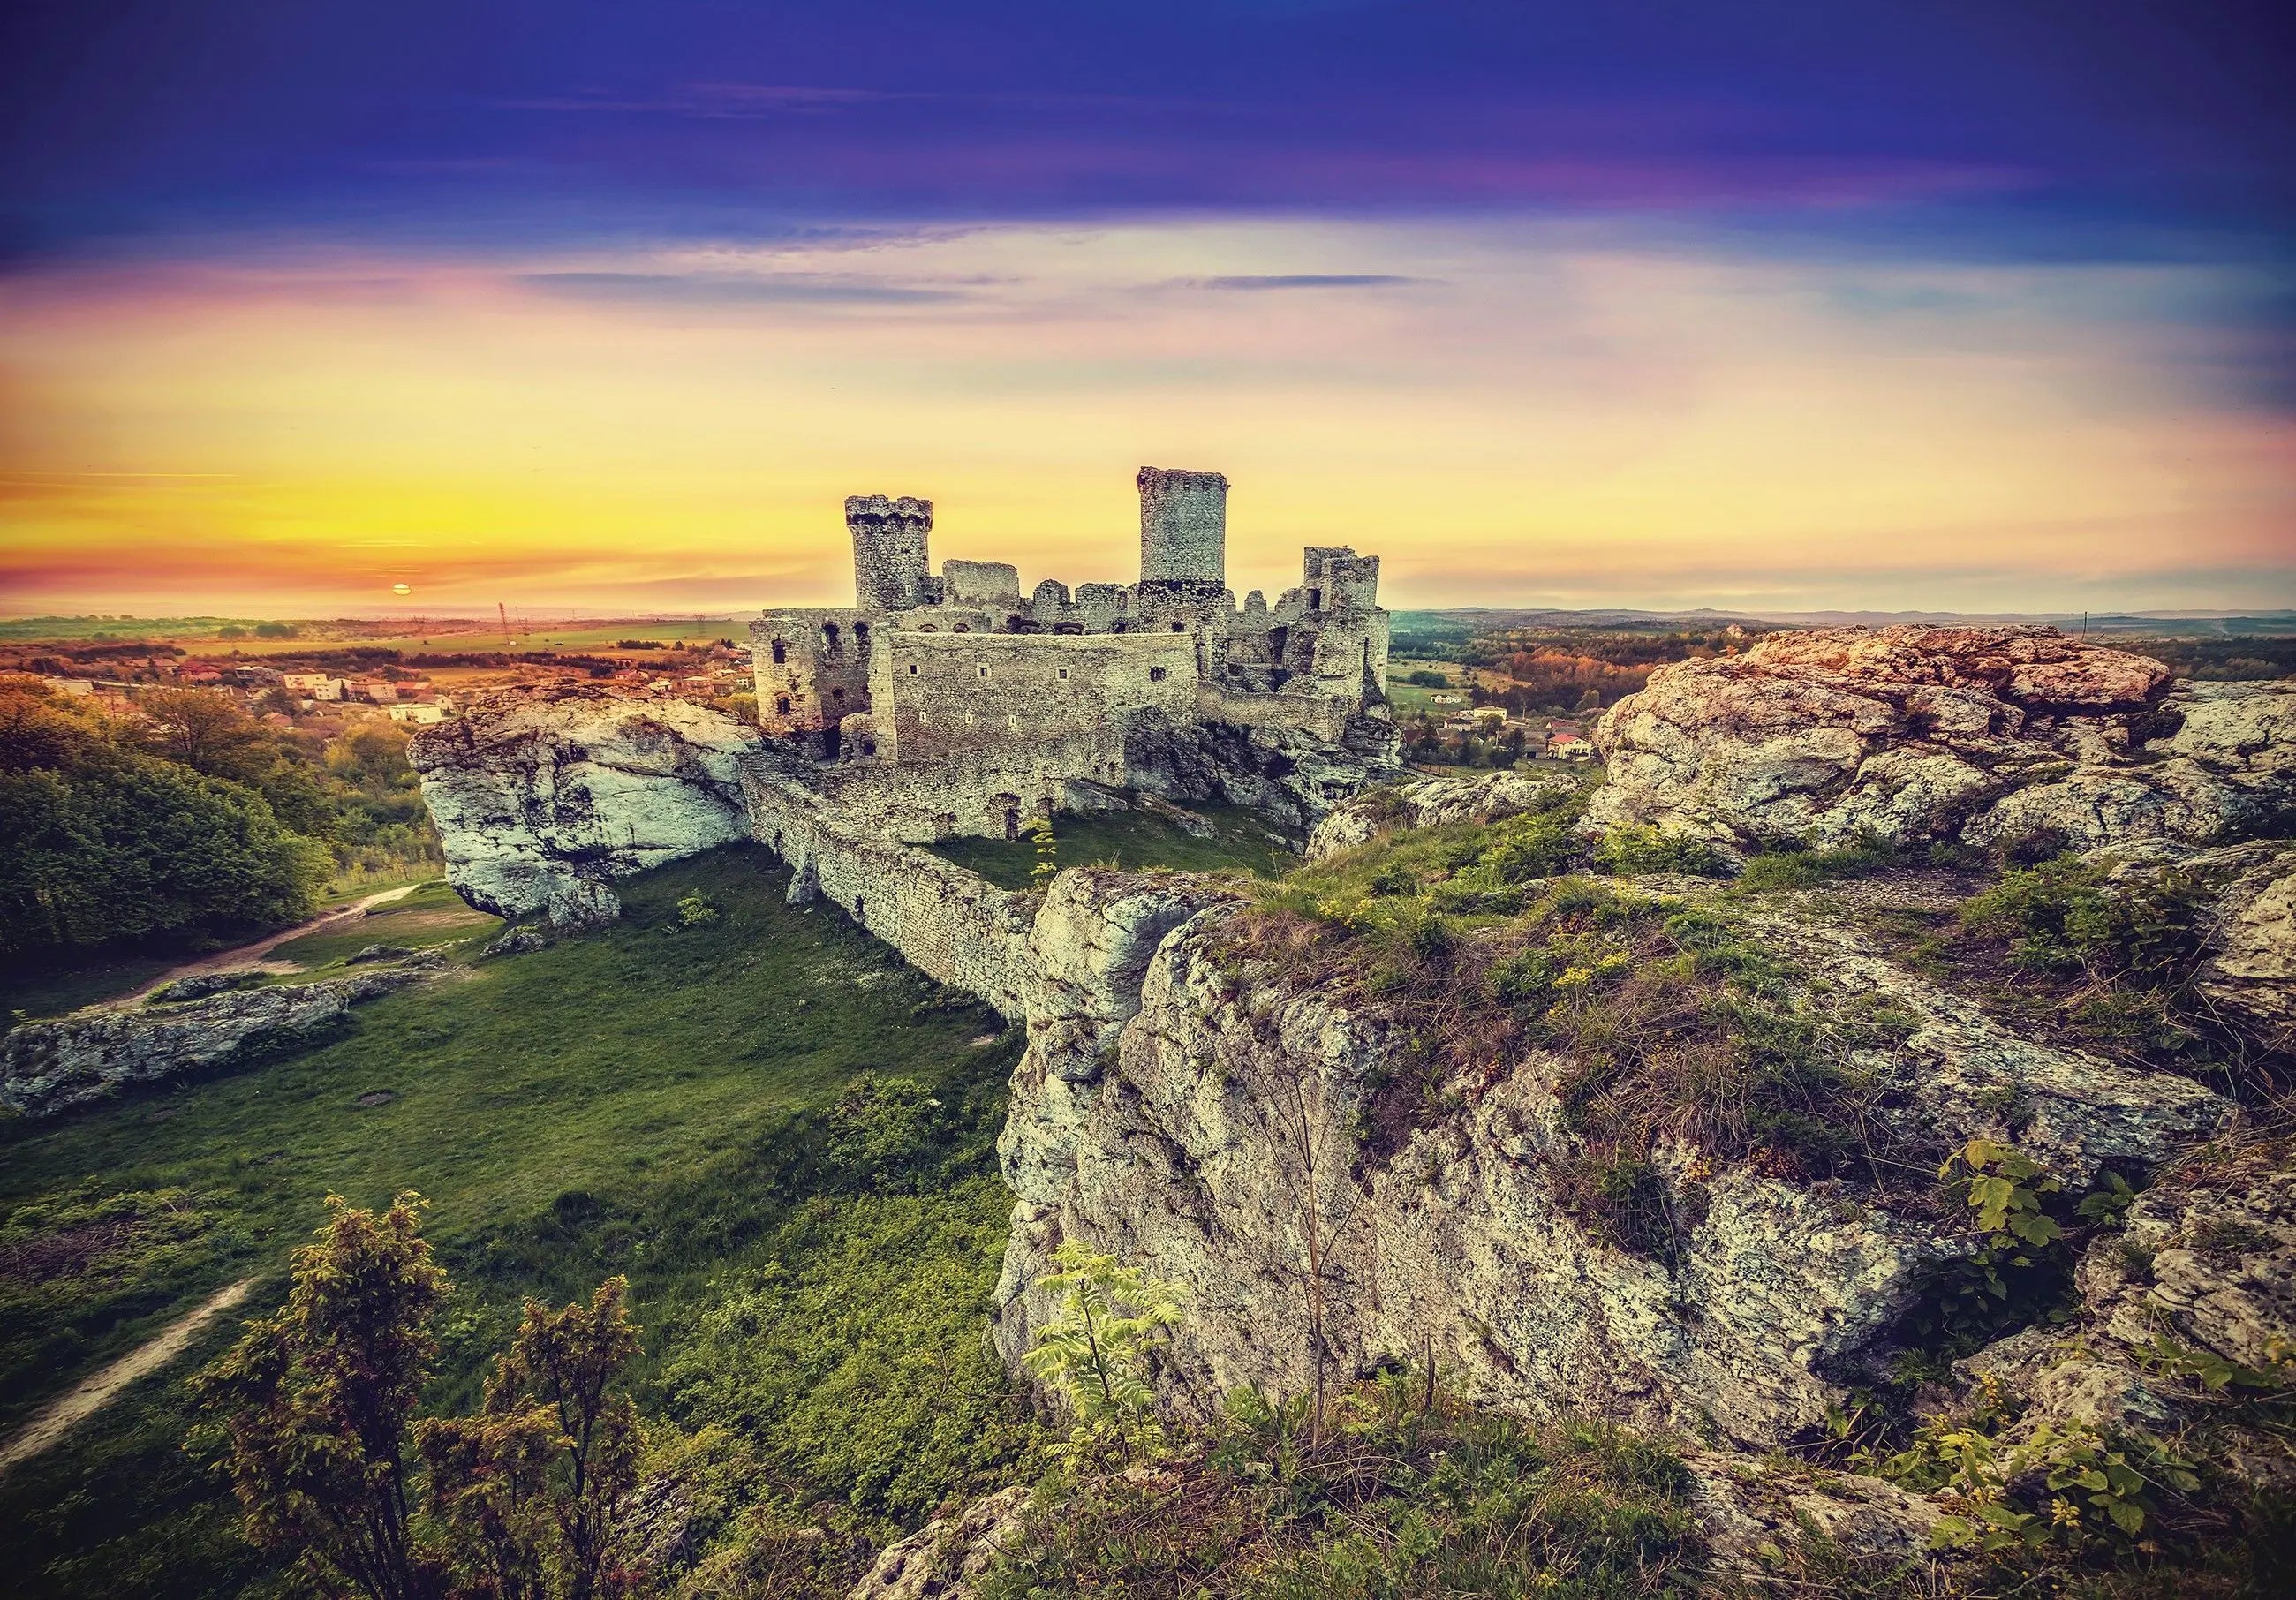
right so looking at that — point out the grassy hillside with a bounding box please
[0,847,1036,1600]
[929,799,1295,887]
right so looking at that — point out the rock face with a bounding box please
[412,687,769,925]
[991,876,2232,1451]
[1953,1132,2296,1492]
[1123,708,1404,833]
[845,1485,1031,1600]
[1305,769,1581,861]
[1,969,431,1117]
[1590,626,2292,851]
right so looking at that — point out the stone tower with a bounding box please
[1137,467,1227,588]
[848,494,933,611]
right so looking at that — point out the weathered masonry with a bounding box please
[749,466,1392,840]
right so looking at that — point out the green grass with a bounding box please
[0,882,486,1020]
[3,947,203,1021]
[0,845,1031,1600]
[263,879,499,968]
[928,800,1296,888]
[975,1381,1706,1599]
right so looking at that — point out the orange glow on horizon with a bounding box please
[4,220,2291,616]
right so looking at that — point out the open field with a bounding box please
[0,617,746,650]
[0,848,1029,1600]
[928,799,1295,887]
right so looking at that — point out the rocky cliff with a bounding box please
[990,872,2232,1447]
[412,687,770,925]
[967,625,2292,1589]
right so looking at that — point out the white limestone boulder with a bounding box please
[411,686,765,925]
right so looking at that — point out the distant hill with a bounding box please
[1397,608,2296,638]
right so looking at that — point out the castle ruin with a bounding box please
[747,467,1392,843]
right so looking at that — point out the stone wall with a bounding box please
[741,770,1037,1018]
[748,608,876,742]
[874,630,1198,766]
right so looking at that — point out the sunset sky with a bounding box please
[3,2,2291,615]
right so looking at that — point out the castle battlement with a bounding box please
[753,466,1389,840]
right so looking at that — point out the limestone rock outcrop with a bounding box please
[1590,626,2292,852]
[412,687,771,925]
[1122,708,1404,833]
[990,875,2232,1451]
[845,1486,1031,1600]
[1950,1131,2296,1493]
[1,969,431,1117]
[1305,769,1582,861]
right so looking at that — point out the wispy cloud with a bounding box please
[512,271,970,305]
[1183,274,1430,291]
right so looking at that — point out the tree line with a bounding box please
[0,677,440,957]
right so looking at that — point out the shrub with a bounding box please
[1591,826,1730,878]
[1958,857,2208,985]
[1021,1244,1186,1462]
[675,891,719,927]
[1735,831,1900,891]
[974,1379,1704,1600]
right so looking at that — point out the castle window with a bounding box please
[1171,620,1185,631]
[1149,666,1167,682]
[1057,668,1068,681]
[908,662,919,675]
[854,622,870,648]
[774,695,791,715]
[978,664,990,679]
[1308,589,1322,610]
[823,622,842,653]
[860,739,876,757]
[831,687,845,704]
[917,623,937,632]
[770,639,787,665]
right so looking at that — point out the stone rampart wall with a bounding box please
[741,769,1036,1018]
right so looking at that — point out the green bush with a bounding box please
[975,1379,1704,1600]
[1735,831,1900,891]
[1591,826,1730,878]
[1958,856,2209,984]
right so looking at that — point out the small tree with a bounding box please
[1022,1243,1183,1458]
[192,1192,450,1600]
[196,1196,646,1600]
[419,1279,644,1600]
[1025,813,1058,888]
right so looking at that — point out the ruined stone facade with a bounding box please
[749,466,1393,839]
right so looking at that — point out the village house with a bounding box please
[282,672,345,701]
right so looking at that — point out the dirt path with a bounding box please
[0,1278,258,1477]
[113,884,427,1007]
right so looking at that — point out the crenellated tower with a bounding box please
[848,494,933,611]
